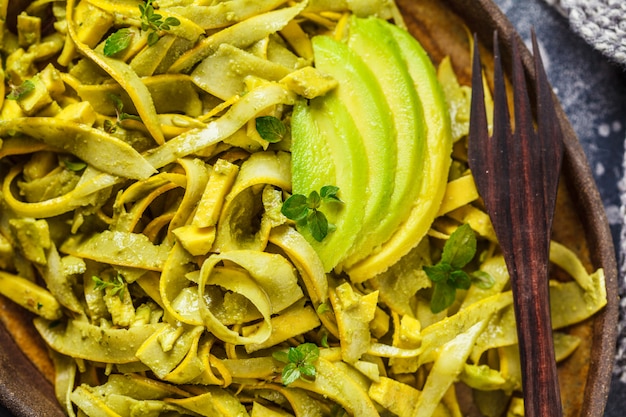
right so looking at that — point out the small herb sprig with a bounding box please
[138,0,181,46]
[272,343,320,386]
[255,116,287,143]
[423,224,495,313]
[281,185,341,242]
[92,273,126,300]
[103,0,180,56]
[104,94,142,132]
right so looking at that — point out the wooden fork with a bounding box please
[468,31,564,417]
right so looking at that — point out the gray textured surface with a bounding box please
[546,0,626,65]
[493,0,626,415]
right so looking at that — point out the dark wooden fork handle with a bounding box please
[468,31,564,417]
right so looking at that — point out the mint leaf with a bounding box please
[449,270,471,290]
[147,31,160,46]
[424,224,480,312]
[255,116,287,143]
[103,28,133,56]
[281,194,308,221]
[273,343,319,386]
[281,363,301,385]
[162,17,180,30]
[431,281,456,314]
[441,223,476,268]
[423,262,452,283]
[308,210,329,242]
[281,186,341,242]
[298,342,320,363]
[299,363,316,378]
[471,270,496,289]
[320,185,341,202]
[307,190,321,209]
[272,350,289,363]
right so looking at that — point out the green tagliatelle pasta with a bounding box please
[0,1,607,416]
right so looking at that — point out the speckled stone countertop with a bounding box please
[493,0,626,415]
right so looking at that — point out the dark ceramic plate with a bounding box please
[0,0,619,416]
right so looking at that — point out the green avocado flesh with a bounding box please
[341,16,427,269]
[290,16,452,280]
[291,94,368,272]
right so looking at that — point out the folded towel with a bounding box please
[544,0,626,65]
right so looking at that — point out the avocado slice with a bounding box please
[292,34,394,272]
[341,16,427,271]
[291,93,368,272]
[345,21,453,282]
[311,35,396,264]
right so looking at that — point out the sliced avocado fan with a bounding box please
[290,16,453,282]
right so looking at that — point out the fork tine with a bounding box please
[532,30,564,230]
[511,33,534,145]
[492,31,512,143]
[469,33,488,145]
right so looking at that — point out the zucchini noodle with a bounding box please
[0,1,607,417]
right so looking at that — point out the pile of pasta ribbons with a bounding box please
[0,0,607,416]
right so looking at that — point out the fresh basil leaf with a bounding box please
[103,28,133,56]
[255,115,287,143]
[281,186,341,242]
